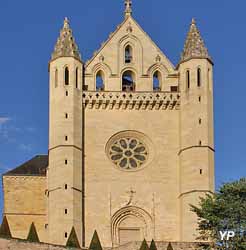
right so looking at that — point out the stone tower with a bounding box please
[48,18,83,245]
[178,19,214,241]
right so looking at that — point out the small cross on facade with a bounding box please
[126,188,136,206]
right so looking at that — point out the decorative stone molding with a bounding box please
[82,91,180,110]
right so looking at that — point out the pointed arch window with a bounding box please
[153,71,161,91]
[125,45,133,64]
[122,70,135,91]
[186,70,190,90]
[75,67,79,89]
[55,69,58,88]
[197,68,201,87]
[96,70,105,91]
[65,67,69,85]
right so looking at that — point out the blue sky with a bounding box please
[0,0,245,216]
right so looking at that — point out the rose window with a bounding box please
[109,137,148,170]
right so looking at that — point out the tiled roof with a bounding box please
[3,155,48,176]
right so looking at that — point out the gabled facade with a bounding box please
[2,0,215,248]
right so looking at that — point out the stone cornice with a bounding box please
[82,91,180,110]
[3,175,46,180]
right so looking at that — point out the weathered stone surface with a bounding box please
[2,1,215,248]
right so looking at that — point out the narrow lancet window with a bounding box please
[125,45,133,63]
[186,70,190,89]
[76,68,79,89]
[55,69,58,88]
[65,67,69,85]
[197,68,201,87]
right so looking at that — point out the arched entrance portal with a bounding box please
[111,206,153,246]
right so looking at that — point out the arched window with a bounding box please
[153,71,161,91]
[122,70,135,91]
[55,69,58,88]
[96,70,105,91]
[125,45,133,64]
[197,68,201,87]
[186,70,190,90]
[65,67,69,85]
[75,68,79,89]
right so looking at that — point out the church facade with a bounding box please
[2,0,215,248]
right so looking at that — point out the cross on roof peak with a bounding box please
[125,0,132,18]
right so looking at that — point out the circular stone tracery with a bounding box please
[109,137,148,170]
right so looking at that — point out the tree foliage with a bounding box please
[0,216,12,238]
[27,222,40,242]
[166,242,173,250]
[89,230,102,250]
[149,239,157,250]
[191,178,246,250]
[139,239,149,250]
[66,226,80,248]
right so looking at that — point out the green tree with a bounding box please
[27,222,40,242]
[0,216,12,238]
[66,226,80,248]
[89,230,102,250]
[149,239,157,250]
[139,239,149,250]
[166,242,173,250]
[191,178,246,250]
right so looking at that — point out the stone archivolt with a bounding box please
[111,206,153,246]
[82,91,180,110]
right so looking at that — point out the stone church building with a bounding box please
[2,0,215,248]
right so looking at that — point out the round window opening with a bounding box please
[107,132,150,171]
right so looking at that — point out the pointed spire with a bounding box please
[180,18,212,63]
[125,0,132,18]
[51,17,81,61]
